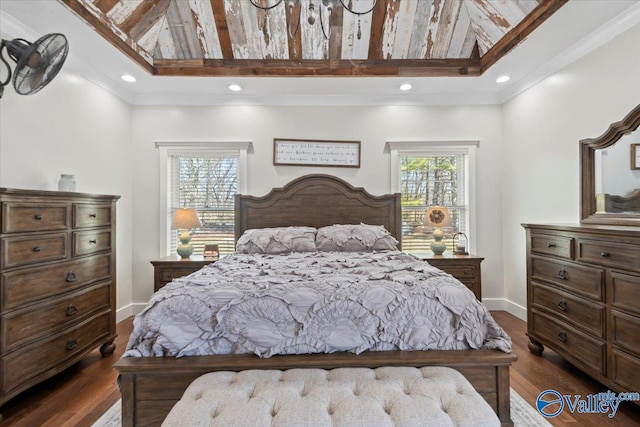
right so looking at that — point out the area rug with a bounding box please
[92,388,551,426]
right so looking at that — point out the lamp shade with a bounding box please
[171,208,202,230]
[424,206,452,227]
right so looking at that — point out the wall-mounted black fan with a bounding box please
[0,33,69,98]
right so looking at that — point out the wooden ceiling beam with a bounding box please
[58,0,155,74]
[120,0,171,41]
[328,5,344,60]
[153,58,481,77]
[93,0,119,14]
[210,0,234,59]
[480,0,569,72]
[367,0,389,60]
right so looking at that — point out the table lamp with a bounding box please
[424,206,451,255]
[171,208,202,258]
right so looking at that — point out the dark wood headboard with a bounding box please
[235,174,402,249]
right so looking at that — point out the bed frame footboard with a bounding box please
[114,349,517,427]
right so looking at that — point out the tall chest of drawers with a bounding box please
[0,188,119,407]
[523,224,640,394]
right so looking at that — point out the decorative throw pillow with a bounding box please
[315,223,399,252]
[236,226,317,254]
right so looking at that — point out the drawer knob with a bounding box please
[89,213,97,218]
[547,243,556,248]
[558,299,567,311]
[34,214,43,220]
[463,270,469,275]
[600,252,610,258]
[33,246,42,252]
[556,268,568,280]
[66,338,78,351]
[66,271,77,282]
[89,239,97,244]
[66,304,78,316]
[558,331,567,343]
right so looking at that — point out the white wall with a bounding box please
[130,105,505,306]
[502,23,640,316]
[0,69,134,318]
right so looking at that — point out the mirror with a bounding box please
[581,104,640,225]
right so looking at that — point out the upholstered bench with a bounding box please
[162,366,500,426]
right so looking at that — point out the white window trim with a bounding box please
[156,141,252,257]
[385,140,479,254]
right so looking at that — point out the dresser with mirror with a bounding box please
[523,104,640,396]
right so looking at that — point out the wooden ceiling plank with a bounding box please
[138,16,166,53]
[93,0,119,14]
[164,0,192,59]
[341,0,374,60]
[189,0,223,59]
[57,0,155,73]
[458,19,478,58]
[431,0,463,59]
[153,57,482,77]
[285,0,302,60]
[380,0,401,59]
[422,0,444,59]
[446,1,472,58]
[106,0,144,25]
[480,0,568,72]
[156,15,178,59]
[493,0,539,22]
[173,0,204,58]
[328,5,344,60]
[262,0,288,59]
[238,0,268,59]
[301,3,326,60]
[367,0,390,60]
[407,0,433,59]
[390,0,418,59]
[211,0,234,60]
[121,0,171,41]
[224,0,250,59]
[464,1,508,55]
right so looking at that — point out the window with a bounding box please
[387,141,477,254]
[169,155,237,255]
[157,141,252,257]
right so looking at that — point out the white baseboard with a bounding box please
[482,298,527,322]
[116,303,147,323]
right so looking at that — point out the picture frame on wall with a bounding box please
[632,143,640,170]
[273,138,361,168]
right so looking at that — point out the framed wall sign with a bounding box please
[273,138,361,168]
[632,143,640,170]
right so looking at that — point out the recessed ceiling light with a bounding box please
[121,74,136,83]
[496,75,511,83]
[399,83,412,91]
[228,84,243,92]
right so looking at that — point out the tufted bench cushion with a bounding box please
[162,366,500,427]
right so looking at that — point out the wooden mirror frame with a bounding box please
[580,104,640,226]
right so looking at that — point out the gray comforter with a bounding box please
[124,251,511,358]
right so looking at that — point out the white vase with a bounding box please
[58,174,76,192]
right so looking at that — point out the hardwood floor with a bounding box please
[2,311,639,426]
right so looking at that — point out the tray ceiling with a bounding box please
[57,0,568,77]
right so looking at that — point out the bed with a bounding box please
[114,174,517,427]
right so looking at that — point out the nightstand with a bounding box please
[151,255,215,292]
[414,253,484,300]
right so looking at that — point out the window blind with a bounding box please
[400,153,468,253]
[168,154,238,255]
